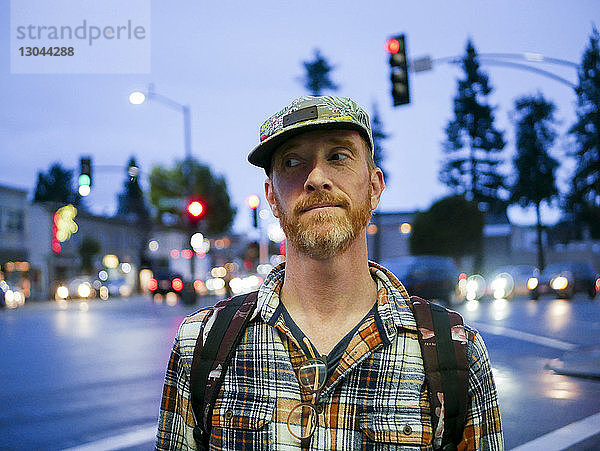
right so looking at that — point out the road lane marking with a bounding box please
[62,424,156,451]
[470,321,577,351]
[510,411,600,450]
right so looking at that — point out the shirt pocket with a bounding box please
[360,410,433,449]
[212,391,275,431]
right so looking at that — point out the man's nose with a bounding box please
[303,161,332,192]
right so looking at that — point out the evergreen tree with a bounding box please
[149,158,236,235]
[371,102,389,182]
[440,40,507,214]
[566,27,600,238]
[116,157,151,224]
[300,49,338,96]
[510,94,559,270]
[33,162,81,206]
[410,194,484,261]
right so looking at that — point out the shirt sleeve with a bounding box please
[459,328,504,450]
[155,324,198,450]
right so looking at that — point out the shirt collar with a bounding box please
[252,260,417,342]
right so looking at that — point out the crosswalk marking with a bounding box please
[510,411,600,450]
[470,321,577,351]
[62,424,156,451]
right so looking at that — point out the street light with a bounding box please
[247,194,260,228]
[128,91,146,105]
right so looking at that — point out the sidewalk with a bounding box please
[546,345,600,379]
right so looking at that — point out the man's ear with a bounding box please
[370,168,385,210]
[265,178,280,218]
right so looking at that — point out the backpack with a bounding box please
[189,291,468,451]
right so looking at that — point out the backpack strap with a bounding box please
[190,290,259,449]
[410,296,469,451]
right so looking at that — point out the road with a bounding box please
[1,293,599,450]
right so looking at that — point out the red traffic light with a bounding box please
[187,200,205,217]
[385,37,401,55]
[186,198,206,225]
[246,194,260,210]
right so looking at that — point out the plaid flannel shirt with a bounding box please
[156,261,503,450]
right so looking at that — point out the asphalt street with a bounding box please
[1,293,599,450]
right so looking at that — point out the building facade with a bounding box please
[0,185,31,299]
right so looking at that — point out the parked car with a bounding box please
[527,261,598,300]
[487,265,538,299]
[380,256,460,305]
[0,280,26,309]
[55,276,99,301]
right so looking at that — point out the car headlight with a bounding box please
[491,273,514,299]
[527,277,539,290]
[491,277,507,291]
[465,274,486,301]
[56,285,69,299]
[206,278,225,291]
[78,282,92,298]
[550,276,569,291]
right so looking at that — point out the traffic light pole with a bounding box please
[146,84,193,161]
[145,84,197,286]
[386,35,579,107]
[411,52,578,89]
[130,85,201,296]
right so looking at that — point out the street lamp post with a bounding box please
[129,84,192,161]
[129,85,197,291]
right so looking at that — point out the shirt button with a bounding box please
[225,410,233,420]
[403,425,412,435]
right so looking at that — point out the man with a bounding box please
[156,96,503,450]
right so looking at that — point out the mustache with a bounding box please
[293,192,350,215]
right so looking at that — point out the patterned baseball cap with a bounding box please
[248,96,374,171]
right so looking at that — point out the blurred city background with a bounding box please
[1,1,600,449]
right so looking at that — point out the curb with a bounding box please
[546,345,600,380]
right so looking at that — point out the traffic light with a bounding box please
[186,198,206,225]
[386,34,410,106]
[78,157,92,197]
[246,194,260,228]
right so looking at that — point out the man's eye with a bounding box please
[284,158,300,167]
[330,152,349,161]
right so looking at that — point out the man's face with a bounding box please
[265,129,384,260]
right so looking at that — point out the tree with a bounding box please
[510,94,559,270]
[440,40,507,214]
[33,162,80,205]
[566,26,600,239]
[78,235,100,274]
[149,158,236,235]
[300,49,338,96]
[371,102,389,182]
[410,195,484,261]
[116,157,151,224]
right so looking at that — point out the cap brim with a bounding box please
[248,120,372,170]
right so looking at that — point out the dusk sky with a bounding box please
[1,1,598,233]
